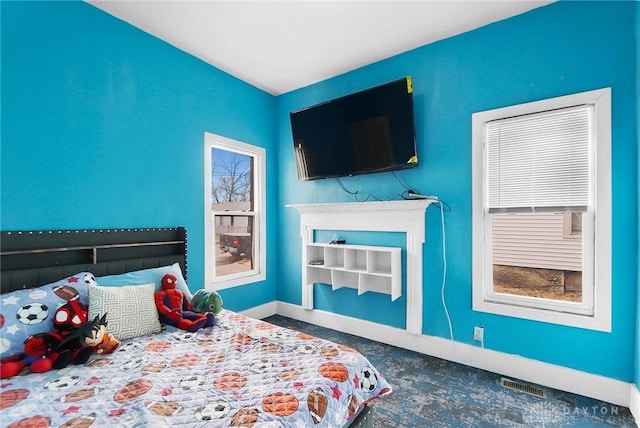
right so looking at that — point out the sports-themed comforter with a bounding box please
[1,310,391,427]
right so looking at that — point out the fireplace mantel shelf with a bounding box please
[287,199,433,335]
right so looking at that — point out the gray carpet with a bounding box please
[264,315,637,428]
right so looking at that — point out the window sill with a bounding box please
[472,298,611,332]
[211,271,266,291]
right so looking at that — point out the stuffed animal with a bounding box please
[154,273,214,332]
[0,300,104,378]
[191,289,224,315]
[59,313,120,355]
[0,331,74,379]
[0,354,28,379]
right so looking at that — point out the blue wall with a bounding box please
[0,1,278,310]
[277,1,638,382]
[635,1,640,391]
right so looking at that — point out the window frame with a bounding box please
[204,132,266,290]
[562,212,583,239]
[471,88,611,331]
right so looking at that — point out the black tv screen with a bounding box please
[290,77,417,181]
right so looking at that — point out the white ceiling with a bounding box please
[87,1,554,95]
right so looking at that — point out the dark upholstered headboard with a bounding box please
[1,227,187,293]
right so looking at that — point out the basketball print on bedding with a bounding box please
[231,333,254,345]
[144,340,172,353]
[318,362,349,382]
[258,343,283,353]
[207,352,227,365]
[214,371,247,391]
[261,392,299,417]
[171,353,201,367]
[7,415,51,428]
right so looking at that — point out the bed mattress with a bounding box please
[1,310,391,427]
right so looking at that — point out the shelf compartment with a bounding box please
[359,274,391,296]
[323,246,345,269]
[345,248,367,272]
[331,270,359,291]
[304,242,401,301]
[367,251,394,275]
[306,245,325,266]
[357,273,399,301]
[307,266,331,285]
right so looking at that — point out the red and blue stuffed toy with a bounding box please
[0,301,119,379]
[154,273,214,332]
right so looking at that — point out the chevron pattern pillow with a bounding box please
[88,283,161,340]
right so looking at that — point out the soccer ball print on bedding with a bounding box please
[360,367,378,392]
[194,401,231,421]
[15,303,49,325]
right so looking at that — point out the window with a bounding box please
[562,212,582,238]
[204,132,266,290]
[472,88,611,331]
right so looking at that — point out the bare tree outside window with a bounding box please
[211,148,254,277]
[211,151,252,204]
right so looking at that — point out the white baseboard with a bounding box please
[630,383,640,424]
[239,301,277,319]
[274,301,632,408]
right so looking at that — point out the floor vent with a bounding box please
[500,377,546,398]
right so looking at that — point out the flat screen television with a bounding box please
[290,77,417,181]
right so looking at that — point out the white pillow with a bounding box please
[88,283,161,340]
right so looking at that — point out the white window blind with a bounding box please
[487,105,592,213]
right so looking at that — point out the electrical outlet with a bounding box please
[473,326,484,342]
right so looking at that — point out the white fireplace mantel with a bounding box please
[287,199,433,335]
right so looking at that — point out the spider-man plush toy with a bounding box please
[154,273,214,332]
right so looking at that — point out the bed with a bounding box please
[0,228,391,427]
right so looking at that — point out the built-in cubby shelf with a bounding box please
[288,199,434,335]
[306,243,401,300]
